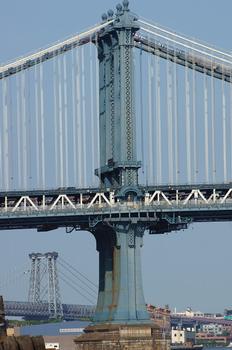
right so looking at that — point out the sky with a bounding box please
[0,0,232,314]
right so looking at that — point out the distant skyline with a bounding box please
[0,0,232,313]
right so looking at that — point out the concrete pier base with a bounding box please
[74,324,170,350]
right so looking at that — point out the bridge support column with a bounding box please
[93,222,149,324]
[75,222,170,349]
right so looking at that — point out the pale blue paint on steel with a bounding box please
[95,1,141,190]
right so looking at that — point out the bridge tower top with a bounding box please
[95,1,141,198]
[28,252,63,319]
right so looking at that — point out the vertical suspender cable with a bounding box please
[9,78,14,188]
[155,55,162,184]
[58,56,64,187]
[185,61,191,184]
[211,61,216,183]
[71,49,77,185]
[148,42,153,185]
[76,47,83,187]
[2,79,9,190]
[16,74,21,188]
[204,71,209,183]
[173,49,179,184]
[0,84,3,189]
[21,71,27,189]
[230,72,232,180]
[53,58,59,187]
[222,77,227,183]
[26,68,32,188]
[81,47,87,187]
[90,39,96,186]
[192,59,197,183]
[167,52,173,184]
[63,55,69,187]
[35,64,40,187]
[139,48,145,178]
[95,35,100,186]
[40,61,45,189]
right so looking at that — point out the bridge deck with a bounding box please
[0,184,232,230]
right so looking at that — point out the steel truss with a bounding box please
[0,185,232,231]
[4,300,95,320]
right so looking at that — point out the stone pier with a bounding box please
[75,323,170,350]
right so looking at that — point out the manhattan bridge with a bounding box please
[1,0,232,326]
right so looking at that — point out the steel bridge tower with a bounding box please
[92,0,148,325]
[28,252,63,319]
[76,3,170,347]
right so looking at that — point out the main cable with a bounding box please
[139,19,232,61]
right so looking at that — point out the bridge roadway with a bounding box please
[0,184,232,232]
[5,301,232,328]
[4,301,95,320]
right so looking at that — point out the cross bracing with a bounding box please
[0,185,231,231]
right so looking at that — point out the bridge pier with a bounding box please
[93,222,149,324]
[75,222,170,349]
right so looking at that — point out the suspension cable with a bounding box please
[59,257,97,288]
[59,272,95,305]
[58,262,97,300]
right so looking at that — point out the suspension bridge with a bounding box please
[1,253,97,320]
[1,0,232,345]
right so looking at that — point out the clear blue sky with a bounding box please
[0,0,231,314]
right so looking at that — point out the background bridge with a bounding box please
[4,301,95,321]
[0,252,97,320]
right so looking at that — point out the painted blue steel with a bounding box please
[93,223,149,324]
[96,2,140,189]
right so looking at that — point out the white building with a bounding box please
[173,308,204,318]
[171,329,195,344]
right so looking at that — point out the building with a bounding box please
[202,323,223,335]
[173,308,204,318]
[15,320,90,350]
[196,332,230,346]
[171,329,195,344]
[147,304,171,332]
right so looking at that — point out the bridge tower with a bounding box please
[91,0,149,326]
[95,0,141,192]
[28,253,42,304]
[76,5,164,349]
[28,252,63,319]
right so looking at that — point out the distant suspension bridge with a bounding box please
[1,252,96,320]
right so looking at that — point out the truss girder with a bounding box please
[4,301,95,320]
[0,186,231,229]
